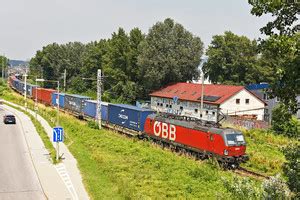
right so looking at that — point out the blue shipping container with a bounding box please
[26,84,37,97]
[52,93,65,108]
[83,100,109,121]
[108,104,155,132]
[64,94,91,115]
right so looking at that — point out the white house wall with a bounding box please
[151,97,219,122]
[220,89,265,120]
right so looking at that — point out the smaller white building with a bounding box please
[150,82,266,122]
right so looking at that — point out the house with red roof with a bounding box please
[150,82,266,122]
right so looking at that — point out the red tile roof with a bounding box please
[150,82,245,105]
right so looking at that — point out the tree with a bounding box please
[138,18,204,97]
[30,42,87,89]
[0,55,9,78]
[102,27,145,103]
[203,31,269,85]
[249,0,300,113]
[283,144,300,199]
[259,33,300,112]
[80,40,108,92]
[249,0,299,36]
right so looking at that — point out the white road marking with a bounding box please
[55,163,79,200]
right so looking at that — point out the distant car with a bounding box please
[3,115,16,124]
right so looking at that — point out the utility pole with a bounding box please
[24,69,28,111]
[56,80,60,162]
[63,69,66,93]
[1,54,4,83]
[97,69,102,129]
[200,71,204,119]
[35,77,38,119]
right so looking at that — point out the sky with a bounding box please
[0,0,272,60]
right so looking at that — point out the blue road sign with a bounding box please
[53,127,64,142]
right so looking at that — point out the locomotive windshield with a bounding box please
[225,131,245,146]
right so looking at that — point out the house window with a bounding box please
[195,109,198,113]
[206,110,208,114]
[236,99,240,104]
[263,93,268,100]
[157,102,160,106]
[212,111,215,115]
[166,104,169,108]
[180,106,183,110]
[245,99,250,104]
[160,103,163,107]
[169,105,172,108]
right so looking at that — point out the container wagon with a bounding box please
[83,100,109,121]
[64,94,91,117]
[26,84,37,97]
[108,104,155,133]
[51,93,65,108]
[32,88,57,105]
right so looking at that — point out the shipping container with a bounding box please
[51,93,65,108]
[13,79,22,93]
[32,88,56,105]
[26,84,37,97]
[64,94,91,115]
[108,104,155,132]
[83,100,109,121]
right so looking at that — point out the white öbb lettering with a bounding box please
[153,121,176,141]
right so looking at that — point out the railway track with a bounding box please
[234,167,269,180]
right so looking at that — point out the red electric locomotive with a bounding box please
[143,113,249,168]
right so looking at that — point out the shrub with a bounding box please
[223,177,262,199]
[262,174,292,199]
[272,104,300,138]
[283,144,300,199]
[87,120,99,129]
[272,104,292,133]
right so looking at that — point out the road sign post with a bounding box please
[53,127,64,161]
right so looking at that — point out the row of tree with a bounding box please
[29,18,203,103]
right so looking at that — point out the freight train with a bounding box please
[8,75,249,168]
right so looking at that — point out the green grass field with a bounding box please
[1,84,297,199]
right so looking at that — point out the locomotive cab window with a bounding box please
[225,130,246,146]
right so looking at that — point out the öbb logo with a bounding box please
[153,121,176,141]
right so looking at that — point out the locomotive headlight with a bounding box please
[224,149,228,156]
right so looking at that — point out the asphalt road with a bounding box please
[0,106,45,200]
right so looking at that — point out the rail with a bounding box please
[234,167,269,180]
